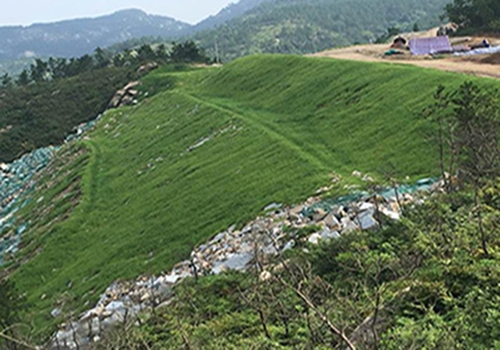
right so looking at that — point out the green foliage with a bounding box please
[450,82,500,184]
[0,278,26,349]
[444,0,500,34]
[170,41,210,64]
[0,67,133,163]
[16,70,30,86]
[8,55,500,341]
[0,41,209,163]
[93,47,111,69]
[309,185,500,349]
[424,83,500,185]
[0,73,12,88]
[107,180,500,348]
[375,26,401,44]
[192,0,449,61]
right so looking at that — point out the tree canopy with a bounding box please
[444,0,500,33]
[0,41,210,162]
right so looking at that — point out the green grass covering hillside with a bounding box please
[10,55,500,339]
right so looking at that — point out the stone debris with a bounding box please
[1,115,101,265]
[182,124,243,155]
[137,62,159,74]
[49,178,442,349]
[64,115,102,143]
[0,147,59,264]
[0,125,13,134]
[108,81,141,109]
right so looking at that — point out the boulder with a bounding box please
[108,81,141,109]
[324,212,341,230]
[312,208,328,222]
[137,62,159,74]
[320,228,340,240]
[308,233,322,245]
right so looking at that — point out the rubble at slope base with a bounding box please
[51,177,441,349]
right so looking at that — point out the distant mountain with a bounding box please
[104,1,271,56]
[0,57,34,76]
[191,0,271,32]
[193,0,451,61]
[0,9,190,61]
[0,0,451,66]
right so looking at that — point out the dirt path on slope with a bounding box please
[311,44,500,80]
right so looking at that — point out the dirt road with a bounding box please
[312,44,500,80]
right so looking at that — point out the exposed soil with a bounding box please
[481,52,500,65]
[311,35,500,80]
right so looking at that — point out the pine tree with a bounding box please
[94,47,110,69]
[1,73,12,88]
[17,70,30,86]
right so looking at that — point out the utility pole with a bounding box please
[215,39,220,64]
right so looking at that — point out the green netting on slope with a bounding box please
[301,178,437,217]
[0,146,59,265]
[0,117,100,265]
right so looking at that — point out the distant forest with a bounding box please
[191,0,450,61]
[0,42,210,163]
[444,0,500,34]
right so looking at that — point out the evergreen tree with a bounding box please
[170,41,210,64]
[1,73,12,88]
[76,55,94,74]
[112,54,126,67]
[155,44,169,61]
[17,70,30,86]
[50,57,69,80]
[30,58,49,82]
[136,44,156,63]
[444,0,500,33]
[94,47,110,69]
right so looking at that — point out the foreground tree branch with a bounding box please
[276,276,356,350]
[0,331,38,350]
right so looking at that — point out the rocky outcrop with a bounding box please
[107,82,140,109]
[137,62,159,74]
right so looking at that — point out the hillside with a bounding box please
[5,55,500,342]
[191,0,271,32]
[0,57,34,77]
[0,67,134,163]
[0,0,452,72]
[0,9,189,61]
[193,0,451,61]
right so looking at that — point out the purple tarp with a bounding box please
[409,36,452,55]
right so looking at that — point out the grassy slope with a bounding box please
[10,55,500,337]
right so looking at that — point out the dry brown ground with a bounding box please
[311,36,500,80]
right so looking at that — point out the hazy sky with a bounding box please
[1,0,238,26]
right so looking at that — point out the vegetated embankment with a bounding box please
[9,54,500,340]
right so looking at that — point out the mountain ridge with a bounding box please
[0,9,190,60]
[193,0,451,61]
